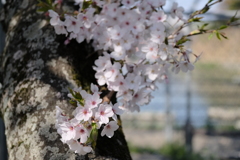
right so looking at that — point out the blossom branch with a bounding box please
[102,91,115,103]
[170,0,223,38]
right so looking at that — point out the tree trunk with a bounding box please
[0,1,132,159]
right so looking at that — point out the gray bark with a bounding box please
[0,1,132,160]
[0,1,7,160]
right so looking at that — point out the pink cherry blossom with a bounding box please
[85,92,102,109]
[64,16,81,34]
[101,121,119,138]
[95,103,114,124]
[75,106,93,121]
[60,122,76,142]
[48,10,60,26]
[74,126,89,143]
[50,0,202,155]
[150,11,167,23]
[112,103,124,121]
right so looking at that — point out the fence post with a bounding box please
[165,72,173,142]
[184,72,194,152]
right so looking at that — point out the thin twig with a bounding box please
[169,0,223,38]
[186,29,215,37]
[102,91,115,103]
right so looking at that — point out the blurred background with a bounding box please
[0,0,239,160]
[121,0,240,160]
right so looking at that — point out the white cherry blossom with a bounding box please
[121,0,136,9]
[150,10,167,23]
[54,21,68,35]
[74,126,89,143]
[112,103,124,121]
[101,121,119,138]
[48,10,60,26]
[85,92,102,109]
[75,106,93,121]
[95,103,114,124]
[51,0,203,155]
[65,16,81,34]
[179,61,194,72]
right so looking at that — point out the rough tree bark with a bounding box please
[0,0,132,159]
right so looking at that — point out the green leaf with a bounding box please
[37,2,49,8]
[207,0,214,3]
[78,99,85,106]
[200,23,209,30]
[200,6,210,14]
[208,33,214,40]
[69,88,75,96]
[176,37,190,46]
[89,123,98,149]
[190,30,200,35]
[220,32,228,39]
[218,25,227,30]
[229,11,239,24]
[69,100,77,107]
[164,37,168,45]
[216,31,221,40]
[37,1,54,12]
[192,11,199,16]
[75,92,82,100]
[37,8,49,12]
[46,0,52,5]
[188,17,203,22]
[68,88,85,106]
[82,1,93,11]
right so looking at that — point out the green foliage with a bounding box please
[37,0,54,12]
[225,0,240,10]
[164,37,169,45]
[188,17,203,23]
[88,123,98,149]
[200,6,210,14]
[208,0,214,3]
[128,144,159,154]
[82,1,93,11]
[228,11,240,25]
[199,23,209,30]
[160,143,216,160]
[195,63,219,70]
[218,25,228,30]
[176,37,190,46]
[68,88,85,106]
[208,30,228,40]
[129,143,216,160]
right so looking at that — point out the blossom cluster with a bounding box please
[51,0,200,155]
[56,84,123,155]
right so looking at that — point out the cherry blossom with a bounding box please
[101,121,119,138]
[75,106,93,121]
[54,21,68,35]
[48,10,60,26]
[64,16,81,34]
[85,92,102,109]
[112,103,124,121]
[50,0,205,155]
[95,103,114,124]
[150,11,167,23]
[74,125,89,143]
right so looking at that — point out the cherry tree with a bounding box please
[0,0,238,159]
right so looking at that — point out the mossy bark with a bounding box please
[0,1,132,159]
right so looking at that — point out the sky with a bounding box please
[164,0,221,12]
[163,0,233,21]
